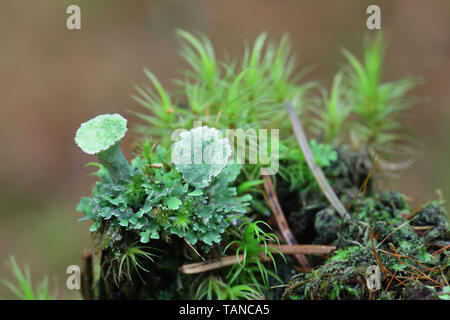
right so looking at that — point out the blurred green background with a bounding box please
[0,0,449,299]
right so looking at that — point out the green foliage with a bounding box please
[307,34,421,161]
[131,69,187,147]
[194,276,262,300]
[328,282,362,300]
[133,31,312,170]
[134,31,419,180]
[177,30,220,91]
[313,71,351,145]
[1,256,55,300]
[310,139,339,167]
[190,220,285,300]
[329,246,361,262]
[279,139,338,192]
[224,221,284,291]
[77,142,251,251]
[341,35,420,156]
[115,243,157,284]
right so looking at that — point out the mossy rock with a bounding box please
[283,196,449,300]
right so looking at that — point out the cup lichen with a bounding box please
[75,113,131,182]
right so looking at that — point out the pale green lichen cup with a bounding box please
[75,114,131,182]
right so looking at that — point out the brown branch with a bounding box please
[180,254,256,274]
[179,244,335,274]
[267,244,336,255]
[263,174,310,269]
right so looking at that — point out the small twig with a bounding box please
[384,275,395,293]
[412,226,434,231]
[286,101,350,220]
[179,244,334,275]
[404,268,445,287]
[179,254,271,274]
[281,278,313,300]
[378,249,445,272]
[180,255,243,274]
[440,270,449,286]
[370,229,389,283]
[371,229,407,287]
[389,243,403,266]
[432,244,450,256]
[263,244,336,255]
[270,284,289,289]
[149,163,163,168]
[262,174,310,269]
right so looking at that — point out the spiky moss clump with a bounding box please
[283,195,449,300]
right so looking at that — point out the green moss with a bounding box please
[70,32,447,301]
[402,281,440,300]
[284,194,449,300]
[314,207,342,244]
[415,201,449,243]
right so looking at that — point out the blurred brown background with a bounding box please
[0,0,449,299]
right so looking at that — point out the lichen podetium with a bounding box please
[75,114,131,182]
